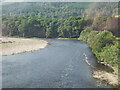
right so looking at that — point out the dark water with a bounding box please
[2,39,111,88]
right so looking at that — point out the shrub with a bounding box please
[79,28,118,67]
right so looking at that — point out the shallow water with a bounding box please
[2,39,111,88]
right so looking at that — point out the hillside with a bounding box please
[2,2,91,18]
[2,2,118,18]
[2,2,119,38]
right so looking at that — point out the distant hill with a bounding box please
[2,2,91,18]
[2,2,118,18]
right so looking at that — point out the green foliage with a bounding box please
[2,16,91,38]
[79,27,95,41]
[91,31,115,53]
[99,43,118,66]
[79,28,118,67]
[87,31,99,46]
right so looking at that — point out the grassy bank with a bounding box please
[79,27,119,87]
[0,37,48,56]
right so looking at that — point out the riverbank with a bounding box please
[79,29,119,87]
[92,68,118,87]
[0,37,48,56]
[57,38,78,40]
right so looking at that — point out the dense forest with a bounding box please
[2,2,119,37]
[2,16,92,38]
[1,2,120,68]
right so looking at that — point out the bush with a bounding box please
[79,26,93,41]
[79,28,118,67]
[91,30,116,53]
[99,43,118,66]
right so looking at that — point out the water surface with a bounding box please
[2,39,111,88]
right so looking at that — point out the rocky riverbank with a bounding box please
[92,64,118,87]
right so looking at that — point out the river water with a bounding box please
[2,39,112,88]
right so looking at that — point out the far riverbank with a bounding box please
[0,37,48,56]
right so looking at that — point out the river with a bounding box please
[2,39,111,88]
